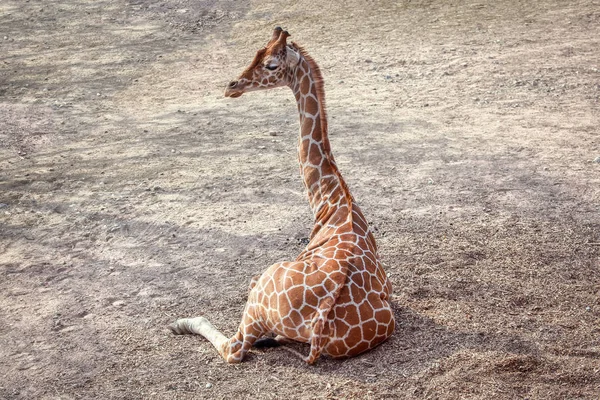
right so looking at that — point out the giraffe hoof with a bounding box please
[168,322,181,334]
[168,320,189,335]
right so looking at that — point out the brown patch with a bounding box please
[286,285,305,306]
[350,282,363,301]
[344,304,361,326]
[359,302,375,321]
[352,271,365,288]
[362,322,377,342]
[305,269,327,286]
[300,74,311,95]
[278,294,293,316]
[304,287,320,307]
[304,96,319,116]
[376,322,388,336]
[287,309,304,327]
[307,142,322,165]
[335,306,348,320]
[344,326,363,347]
[352,340,370,355]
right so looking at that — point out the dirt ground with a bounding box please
[1,0,599,398]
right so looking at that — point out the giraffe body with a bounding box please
[170,28,395,364]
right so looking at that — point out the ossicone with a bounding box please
[268,27,291,47]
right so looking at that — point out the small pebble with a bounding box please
[205,383,212,389]
[593,156,600,163]
[112,300,126,307]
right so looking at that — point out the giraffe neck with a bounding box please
[287,49,352,222]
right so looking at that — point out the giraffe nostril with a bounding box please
[228,81,238,88]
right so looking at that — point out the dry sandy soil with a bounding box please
[1,0,599,399]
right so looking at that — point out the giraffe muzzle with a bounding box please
[225,80,243,98]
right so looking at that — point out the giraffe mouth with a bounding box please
[224,82,244,98]
[224,88,243,98]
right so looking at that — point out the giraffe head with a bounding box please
[225,27,300,98]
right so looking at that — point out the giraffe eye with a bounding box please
[265,64,278,71]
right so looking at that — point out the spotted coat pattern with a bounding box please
[169,28,395,364]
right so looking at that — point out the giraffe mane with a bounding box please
[292,42,356,219]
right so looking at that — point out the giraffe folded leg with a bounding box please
[169,317,227,350]
[169,310,265,363]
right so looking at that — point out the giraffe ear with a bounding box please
[286,46,300,68]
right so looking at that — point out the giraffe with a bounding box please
[169,28,395,364]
